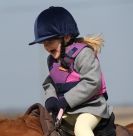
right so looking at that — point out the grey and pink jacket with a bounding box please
[47,43,107,100]
[43,42,112,118]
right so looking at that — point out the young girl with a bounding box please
[29,6,115,136]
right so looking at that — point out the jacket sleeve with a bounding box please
[64,47,102,108]
[42,76,57,103]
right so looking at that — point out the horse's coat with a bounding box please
[0,115,43,136]
[126,123,133,134]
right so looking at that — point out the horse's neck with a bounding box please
[23,115,43,134]
[0,115,43,136]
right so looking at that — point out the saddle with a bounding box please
[94,113,116,136]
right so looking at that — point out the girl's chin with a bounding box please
[52,55,59,59]
[52,53,60,59]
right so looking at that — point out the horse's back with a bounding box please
[126,123,133,134]
[116,124,133,136]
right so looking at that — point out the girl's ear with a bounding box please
[64,35,71,43]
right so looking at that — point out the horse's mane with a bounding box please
[0,115,43,136]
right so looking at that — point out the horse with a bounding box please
[0,103,132,136]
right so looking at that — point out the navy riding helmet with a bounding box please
[29,6,80,45]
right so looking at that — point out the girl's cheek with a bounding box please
[53,51,60,59]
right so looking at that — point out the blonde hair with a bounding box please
[76,34,104,54]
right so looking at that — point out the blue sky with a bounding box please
[0,0,133,110]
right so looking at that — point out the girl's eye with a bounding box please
[44,40,54,46]
[47,40,56,44]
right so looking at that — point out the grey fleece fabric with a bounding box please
[43,76,58,100]
[43,47,113,118]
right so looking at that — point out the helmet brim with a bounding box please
[28,34,59,45]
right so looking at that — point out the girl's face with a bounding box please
[43,39,61,59]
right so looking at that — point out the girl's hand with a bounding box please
[45,96,69,114]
